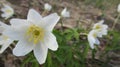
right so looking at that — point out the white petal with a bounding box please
[1,4,9,10]
[101,29,107,35]
[103,25,108,29]
[0,39,13,53]
[3,26,27,40]
[88,30,97,49]
[98,20,104,24]
[27,9,42,24]
[103,30,108,35]
[34,43,48,64]
[88,35,95,49]
[13,40,34,56]
[43,13,60,31]
[96,29,108,37]
[95,38,100,45]
[1,13,6,17]
[61,8,70,17]
[97,33,102,37]
[3,19,29,40]
[44,32,58,51]
[3,4,13,11]
[118,4,120,13]
[10,19,29,27]
[1,13,12,19]
[0,21,10,30]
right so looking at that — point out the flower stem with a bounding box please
[111,13,120,30]
[60,19,64,32]
[92,49,96,59]
[42,10,48,16]
[83,44,89,58]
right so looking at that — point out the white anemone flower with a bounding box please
[3,9,60,64]
[93,20,108,37]
[44,3,52,11]
[1,4,14,19]
[0,22,13,53]
[87,30,100,49]
[0,35,13,53]
[117,4,120,13]
[61,8,70,18]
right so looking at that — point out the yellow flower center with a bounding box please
[92,33,97,38]
[5,9,12,13]
[95,25,101,29]
[26,25,44,44]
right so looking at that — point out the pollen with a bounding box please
[26,25,45,44]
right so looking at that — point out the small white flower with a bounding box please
[117,4,120,13]
[1,4,14,19]
[88,20,108,49]
[61,8,70,18]
[93,20,108,37]
[44,3,52,11]
[0,21,13,53]
[3,9,60,64]
[0,35,13,53]
[87,30,100,49]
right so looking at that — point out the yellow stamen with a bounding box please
[5,9,12,13]
[26,25,44,44]
[92,33,97,38]
[95,25,101,29]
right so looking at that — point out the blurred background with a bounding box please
[0,0,120,67]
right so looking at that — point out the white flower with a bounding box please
[117,4,120,13]
[1,4,14,19]
[93,20,108,37]
[0,35,13,53]
[87,30,100,49]
[88,20,108,49]
[3,9,60,64]
[44,3,52,11]
[0,21,13,53]
[61,8,70,18]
